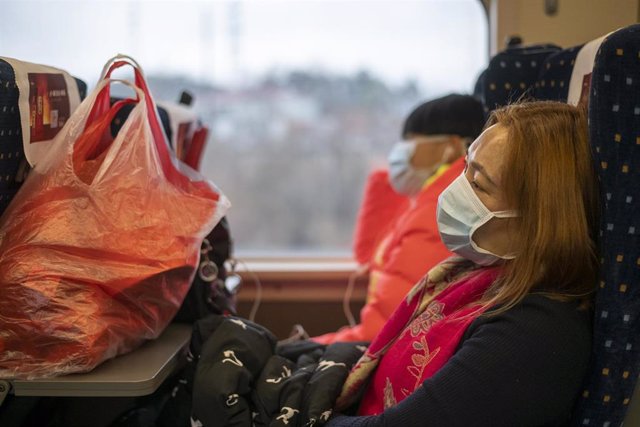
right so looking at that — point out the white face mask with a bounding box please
[436,173,518,266]
[388,138,451,196]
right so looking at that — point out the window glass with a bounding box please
[0,0,487,257]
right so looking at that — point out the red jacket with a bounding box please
[313,157,465,344]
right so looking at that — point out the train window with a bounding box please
[1,0,487,258]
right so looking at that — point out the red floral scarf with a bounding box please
[336,257,501,415]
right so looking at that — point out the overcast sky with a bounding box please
[0,0,488,95]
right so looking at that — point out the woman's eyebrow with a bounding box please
[469,159,497,187]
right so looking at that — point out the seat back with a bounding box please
[0,61,25,216]
[571,24,640,426]
[534,45,582,102]
[0,58,86,217]
[474,44,560,116]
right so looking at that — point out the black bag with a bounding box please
[173,216,239,322]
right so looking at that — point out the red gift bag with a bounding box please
[0,56,229,379]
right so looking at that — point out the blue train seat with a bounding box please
[570,24,640,426]
[534,45,582,102]
[474,43,560,116]
[0,58,86,217]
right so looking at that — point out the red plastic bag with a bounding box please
[0,56,230,379]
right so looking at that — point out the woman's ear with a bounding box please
[445,136,466,163]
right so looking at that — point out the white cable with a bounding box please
[233,259,365,327]
[235,259,262,322]
[277,324,310,346]
[342,264,369,327]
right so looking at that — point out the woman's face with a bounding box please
[464,124,518,257]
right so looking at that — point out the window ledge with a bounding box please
[234,258,368,303]
[234,258,361,281]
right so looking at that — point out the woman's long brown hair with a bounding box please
[482,101,600,313]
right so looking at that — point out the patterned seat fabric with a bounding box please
[472,69,486,102]
[0,59,86,216]
[571,24,640,427]
[534,45,582,102]
[474,44,560,116]
[0,61,24,216]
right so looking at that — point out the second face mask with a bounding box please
[388,140,446,196]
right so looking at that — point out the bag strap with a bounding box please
[91,55,169,168]
[73,79,143,184]
[92,55,218,199]
[183,127,209,171]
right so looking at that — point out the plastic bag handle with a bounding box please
[91,55,219,200]
[75,95,138,162]
[98,54,145,81]
[91,55,171,173]
[73,79,144,183]
[88,56,145,125]
[183,127,209,171]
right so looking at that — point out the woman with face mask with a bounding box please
[325,101,598,426]
[314,94,485,345]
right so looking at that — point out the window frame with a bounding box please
[231,2,491,276]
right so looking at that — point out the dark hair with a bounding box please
[402,94,485,140]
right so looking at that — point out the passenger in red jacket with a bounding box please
[314,94,485,344]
